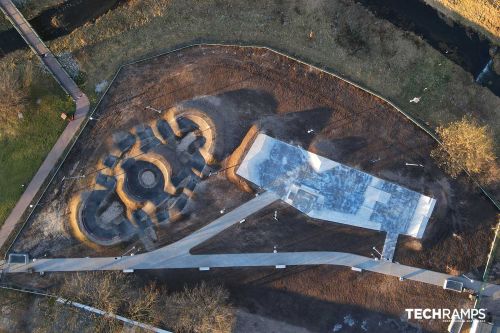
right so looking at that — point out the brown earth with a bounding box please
[1,267,473,333]
[139,266,473,333]
[11,44,498,276]
[191,200,387,257]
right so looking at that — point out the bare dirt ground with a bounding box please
[191,200,387,257]
[11,44,498,276]
[139,266,472,333]
[233,309,313,333]
[1,267,472,333]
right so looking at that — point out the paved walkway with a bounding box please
[381,233,398,262]
[0,0,90,250]
[3,192,499,303]
[0,3,497,306]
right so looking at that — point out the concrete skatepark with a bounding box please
[8,131,437,263]
[237,134,437,261]
[73,110,215,247]
[3,190,499,305]
[0,34,496,328]
[4,131,498,304]
[0,3,498,330]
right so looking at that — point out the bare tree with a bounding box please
[165,282,235,333]
[36,273,234,332]
[53,272,131,332]
[43,272,164,332]
[431,116,496,181]
[59,272,130,315]
[127,282,163,326]
[0,65,27,138]
[34,296,120,333]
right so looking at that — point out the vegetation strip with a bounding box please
[0,0,89,253]
[0,284,171,332]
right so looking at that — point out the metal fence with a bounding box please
[3,42,498,298]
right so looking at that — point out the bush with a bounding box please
[127,282,163,326]
[431,116,496,181]
[166,282,235,333]
[0,65,28,138]
[334,23,368,56]
[40,273,234,333]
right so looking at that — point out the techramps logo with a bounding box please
[405,308,487,322]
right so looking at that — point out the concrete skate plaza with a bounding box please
[237,134,437,260]
[122,160,166,202]
[4,45,497,314]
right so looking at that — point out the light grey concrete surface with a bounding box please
[0,14,496,308]
[5,249,500,299]
[237,134,436,239]
[381,232,398,262]
[0,0,90,250]
[3,192,499,304]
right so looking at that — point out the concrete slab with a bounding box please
[237,134,436,239]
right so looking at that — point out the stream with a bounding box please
[1,0,499,96]
[0,0,122,56]
[355,0,500,96]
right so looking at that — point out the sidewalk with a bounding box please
[0,0,90,252]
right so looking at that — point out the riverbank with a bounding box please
[45,0,500,142]
[0,0,121,56]
[354,0,500,97]
[0,0,64,32]
[423,0,499,45]
[4,0,498,97]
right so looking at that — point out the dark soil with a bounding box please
[139,266,472,333]
[12,44,498,278]
[191,200,386,257]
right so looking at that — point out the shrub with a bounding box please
[166,282,235,333]
[0,65,27,138]
[431,116,496,180]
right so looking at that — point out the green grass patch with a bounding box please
[0,85,72,226]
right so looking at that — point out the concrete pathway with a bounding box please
[161,192,281,253]
[0,1,497,307]
[381,232,398,262]
[0,0,90,250]
[6,252,499,298]
[3,192,499,303]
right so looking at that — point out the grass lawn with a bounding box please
[0,0,80,227]
[0,61,72,226]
